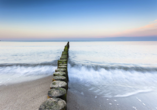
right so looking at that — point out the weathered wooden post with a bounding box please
[39,42,69,110]
[39,98,66,110]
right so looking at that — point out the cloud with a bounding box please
[113,21,157,37]
[1,17,157,40]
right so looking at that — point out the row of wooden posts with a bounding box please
[39,42,69,110]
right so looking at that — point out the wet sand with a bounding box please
[67,81,157,110]
[1,76,157,110]
[67,89,157,110]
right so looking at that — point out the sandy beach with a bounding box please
[0,76,52,110]
[1,75,157,110]
[0,75,108,110]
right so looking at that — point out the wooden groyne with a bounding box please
[39,42,69,110]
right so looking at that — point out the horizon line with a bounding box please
[1,36,157,42]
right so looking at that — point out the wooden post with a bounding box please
[39,42,70,110]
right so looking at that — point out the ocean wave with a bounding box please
[0,60,58,77]
[0,60,58,67]
[114,89,152,97]
[68,59,157,73]
[0,63,57,85]
[68,62,157,97]
[1,59,157,97]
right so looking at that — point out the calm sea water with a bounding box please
[0,41,157,98]
[0,42,65,84]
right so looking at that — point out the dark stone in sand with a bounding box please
[60,58,68,60]
[58,66,67,68]
[50,81,67,89]
[58,60,67,65]
[59,59,67,62]
[64,48,68,51]
[55,69,67,72]
[62,51,68,55]
[59,59,68,61]
[53,72,66,76]
[59,64,67,66]
[64,46,68,49]
[39,98,66,110]
[48,88,66,98]
[57,67,67,70]
[52,76,67,81]
[61,55,68,58]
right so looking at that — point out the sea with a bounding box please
[1,41,157,110]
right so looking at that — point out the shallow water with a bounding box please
[1,41,157,98]
[68,41,157,98]
[0,42,66,84]
[67,41,157,110]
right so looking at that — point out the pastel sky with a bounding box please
[0,0,157,40]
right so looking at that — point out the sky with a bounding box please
[0,0,157,41]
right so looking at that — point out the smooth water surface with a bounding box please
[1,41,157,109]
[1,41,157,97]
[68,41,157,97]
[0,42,67,84]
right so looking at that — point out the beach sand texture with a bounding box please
[0,76,52,110]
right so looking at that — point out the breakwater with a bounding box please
[39,42,69,110]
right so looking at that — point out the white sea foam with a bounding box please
[0,65,56,85]
[142,103,145,106]
[132,106,137,110]
[115,89,152,97]
[68,64,157,97]
[0,42,67,85]
[1,41,157,99]
[68,41,157,98]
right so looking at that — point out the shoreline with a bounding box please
[1,76,157,110]
[67,81,157,110]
